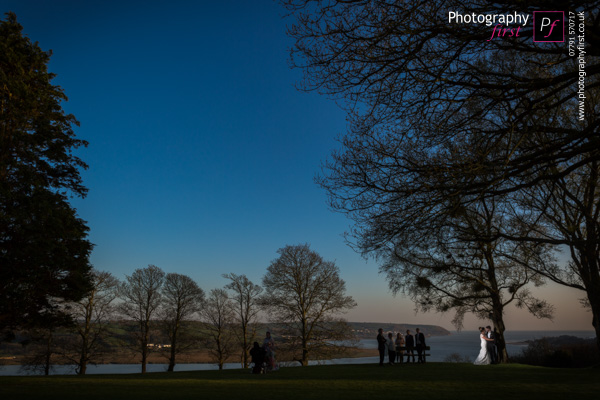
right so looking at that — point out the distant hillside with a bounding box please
[348,322,451,338]
[523,335,596,346]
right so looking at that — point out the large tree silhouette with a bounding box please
[262,244,356,366]
[160,273,204,372]
[0,12,92,338]
[119,265,164,373]
[223,273,263,368]
[283,0,600,350]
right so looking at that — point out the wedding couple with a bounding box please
[473,326,498,365]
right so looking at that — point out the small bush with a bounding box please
[444,353,472,363]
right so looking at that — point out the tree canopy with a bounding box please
[283,1,600,353]
[286,0,598,198]
[262,244,356,366]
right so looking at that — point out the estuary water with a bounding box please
[0,330,594,376]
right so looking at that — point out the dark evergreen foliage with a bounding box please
[0,12,92,337]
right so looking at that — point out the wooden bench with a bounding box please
[397,346,431,362]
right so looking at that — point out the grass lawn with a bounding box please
[1,362,598,400]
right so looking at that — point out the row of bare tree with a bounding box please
[16,244,356,374]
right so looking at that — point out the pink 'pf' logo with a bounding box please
[533,11,564,42]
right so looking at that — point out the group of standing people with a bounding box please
[473,326,498,365]
[377,328,426,366]
[250,331,279,374]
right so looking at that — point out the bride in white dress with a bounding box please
[473,327,491,365]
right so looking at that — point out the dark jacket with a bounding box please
[405,334,414,347]
[377,333,387,350]
[250,345,265,364]
[416,332,426,346]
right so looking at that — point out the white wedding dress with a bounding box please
[473,333,491,365]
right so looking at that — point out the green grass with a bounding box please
[1,363,598,400]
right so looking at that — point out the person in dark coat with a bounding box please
[415,328,426,363]
[405,329,415,363]
[250,342,266,374]
[377,328,386,366]
[485,326,498,364]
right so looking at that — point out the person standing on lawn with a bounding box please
[395,332,405,364]
[377,328,386,366]
[416,328,426,363]
[387,332,396,365]
[405,330,415,363]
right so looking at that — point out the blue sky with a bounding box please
[3,0,592,330]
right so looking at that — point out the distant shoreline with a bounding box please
[349,322,451,338]
[0,347,380,367]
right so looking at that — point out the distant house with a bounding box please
[146,344,172,349]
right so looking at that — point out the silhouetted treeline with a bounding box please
[2,245,359,374]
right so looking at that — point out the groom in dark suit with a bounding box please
[415,328,426,363]
[405,330,415,363]
[377,328,387,366]
[485,326,498,364]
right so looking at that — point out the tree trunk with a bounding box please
[301,318,309,366]
[592,306,600,356]
[585,278,600,358]
[216,334,224,370]
[141,320,150,373]
[168,329,177,372]
[301,343,308,366]
[218,348,224,370]
[242,325,248,368]
[581,161,600,357]
[44,335,51,376]
[490,292,508,363]
[79,346,88,375]
[493,317,508,363]
[141,331,148,374]
[78,334,88,375]
[574,234,600,359]
[141,348,147,374]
